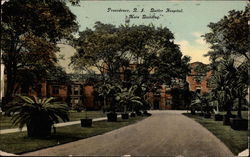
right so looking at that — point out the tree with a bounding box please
[209,59,248,118]
[190,92,212,115]
[171,85,191,110]
[1,0,78,101]
[204,5,249,119]
[209,60,235,116]
[232,60,248,118]
[71,22,190,110]
[46,66,70,82]
[6,95,69,137]
[116,86,142,113]
[96,82,121,112]
[203,5,249,61]
[118,24,190,84]
[70,22,129,82]
[71,22,190,84]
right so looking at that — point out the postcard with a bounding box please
[0,0,249,156]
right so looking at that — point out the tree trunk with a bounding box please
[216,101,219,113]
[237,97,242,119]
[124,105,127,113]
[226,102,233,116]
[3,66,16,110]
[103,95,106,113]
[6,77,15,98]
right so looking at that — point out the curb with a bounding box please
[238,149,249,156]
[0,116,122,134]
[0,150,17,156]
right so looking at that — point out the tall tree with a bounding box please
[204,5,249,118]
[71,22,190,82]
[203,5,249,61]
[1,0,78,100]
[71,22,128,82]
[118,24,190,86]
[71,22,190,108]
[209,59,248,117]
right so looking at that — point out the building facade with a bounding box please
[1,62,212,110]
[186,62,212,94]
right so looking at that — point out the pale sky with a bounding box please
[58,0,247,73]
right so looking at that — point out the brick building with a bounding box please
[1,62,212,110]
[45,81,99,110]
[146,85,173,110]
[186,62,212,94]
[10,79,98,110]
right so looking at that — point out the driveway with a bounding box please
[23,110,234,157]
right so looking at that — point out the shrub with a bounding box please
[7,96,69,137]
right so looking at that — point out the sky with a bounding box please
[58,0,247,73]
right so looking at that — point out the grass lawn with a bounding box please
[0,111,106,130]
[0,114,12,129]
[183,111,248,155]
[219,111,248,119]
[67,111,106,121]
[0,116,146,154]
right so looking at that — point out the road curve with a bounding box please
[23,110,234,157]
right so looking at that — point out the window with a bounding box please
[166,99,172,105]
[73,86,80,95]
[52,86,59,95]
[71,85,81,96]
[73,98,79,104]
[193,75,203,83]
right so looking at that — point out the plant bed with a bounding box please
[136,111,142,116]
[143,110,152,116]
[223,114,236,125]
[0,111,106,130]
[183,113,248,155]
[0,114,13,129]
[5,96,69,138]
[107,112,117,122]
[190,109,196,115]
[80,118,92,127]
[121,113,129,119]
[130,112,136,117]
[214,114,223,121]
[27,115,53,137]
[203,113,211,118]
[199,112,204,116]
[76,109,82,112]
[230,118,248,130]
[0,116,147,154]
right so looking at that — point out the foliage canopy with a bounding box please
[1,0,78,98]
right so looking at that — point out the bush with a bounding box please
[72,103,85,112]
[130,112,136,117]
[214,114,223,121]
[107,112,117,122]
[6,96,69,137]
[121,113,129,119]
